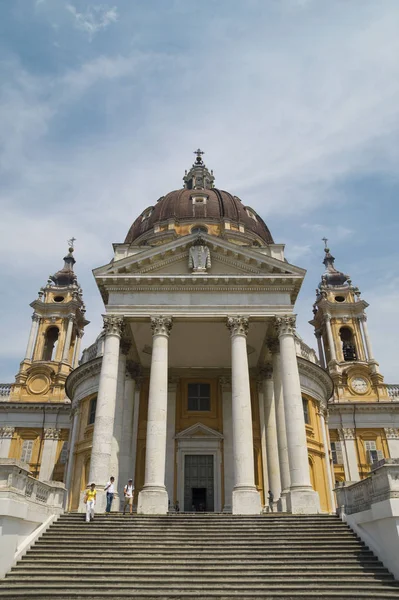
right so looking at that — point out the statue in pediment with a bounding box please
[189,237,211,273]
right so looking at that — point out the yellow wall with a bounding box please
[69,394,96,510]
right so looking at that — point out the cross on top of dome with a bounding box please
[194,148,205,165]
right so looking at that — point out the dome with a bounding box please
[124,151,274,246]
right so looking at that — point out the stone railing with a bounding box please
[295,337,319,365]
[335,459,399,515]
[0,459,65,510]
[79,335,105,365]
[0,384,11,400]
[387,384,399,400]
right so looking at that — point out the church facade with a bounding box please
[1,152,398,516]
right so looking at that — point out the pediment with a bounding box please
[93,233,305,279]
[175,423,224,440]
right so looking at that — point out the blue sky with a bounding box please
[1,0,399,382]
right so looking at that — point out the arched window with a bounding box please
[42,327,59,361]
[191,225,208,234]
[88,396,97,425]
[339,327,357,361]
[302,397,310,425]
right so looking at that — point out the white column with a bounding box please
[324,315,337,363]
[119,363,138,492]
[221,377,234,513]
[257,384,269,511]
[130,383,141,489]
[110,340,129,505]
[165,378,178,507]
[24,314,40,360]
[0,427,15,458]
[276,315,320,514]
[39,428,61,482]
[339,428,360,482]
[89,315,124,509]
[227,316,261,515]
[269,342,291,510]
[72,331,84,368]
[385,428,399,459]
[261,364,281,505]
[61,315,75,363]
[137,316,172,515]
[315,330,326,368]
[64,408,79,508]
[319,411,335,512]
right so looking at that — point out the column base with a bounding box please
[286,486,320,514]
[232,486,261,515]
[277,490,289,513]
[137,486,168,515]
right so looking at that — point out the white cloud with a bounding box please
[66,4,118,40]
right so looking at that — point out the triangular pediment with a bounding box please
[93,233,305,279]
[175,423,224,440]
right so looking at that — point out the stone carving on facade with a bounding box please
[102,315,124,337]
[266,337,280,354]
[339,427,356,440]
[44,428,61,440]
[150,316,173,337]
[226,316,249,337]
[0,426,15,439]
[188,238,211,273]
[275,315,296,336]
[385,427,399,440]
[120,339,132,356]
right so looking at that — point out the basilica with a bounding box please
[1,151,398,516]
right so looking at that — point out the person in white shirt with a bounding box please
[104,476,115,514]
[123,479,134,515]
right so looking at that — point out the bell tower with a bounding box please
[11,241,89,403]
[309,240,389,402]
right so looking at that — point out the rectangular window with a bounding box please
[302,398,310,425]
[88,397,97,425]
[187,383,211,412]
[331,441,344,465]
[364,440,384,464]
[21,440,33,464]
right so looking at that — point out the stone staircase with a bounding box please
[1,513,399,599]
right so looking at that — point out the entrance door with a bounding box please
[184,455,214,512]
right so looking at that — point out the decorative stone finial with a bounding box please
[194,148,205,165]
[183,149,215,190]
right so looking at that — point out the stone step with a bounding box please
[16,556,382,565]
[7,570,394,580]
[2,593,399,599]
[40,534,359,542]
[33,542,365,550]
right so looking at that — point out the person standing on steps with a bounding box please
[268,490,274,513]
[123,479,134,515]
[104,476,115,514]
[84,482,97,522]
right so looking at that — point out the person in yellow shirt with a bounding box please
[84,482,96,522]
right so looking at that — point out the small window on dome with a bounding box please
[53,296,64,303]
[141,208,153,222]
[246,208,258,222]
[335,296,345,302]
[191,226,208,234]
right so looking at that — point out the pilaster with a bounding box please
[39,428,61,482]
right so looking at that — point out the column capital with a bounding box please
[150,316,173,337]
[266,337,280,354]
[358,314,367,323]
[323,314,331,324]
[32,313,40,323]
[102,315,124,337]
[259,363,273,380]
[226,316,249,337]
[120,339,132,356]
[44,427,61,440]
[339,427,355,440]
[385,427,399,440]
[67,313,76,322]
[77,329,85,339]
[314,329,322,339]
[275,315,296,337]
[0,426,15,439]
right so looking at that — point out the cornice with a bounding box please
[297,357,334,402]
[329,401,399,414]
[0,402,70,413]
[65,356,102,399]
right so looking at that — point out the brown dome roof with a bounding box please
[124,152,274,245]
[125,188,273,245]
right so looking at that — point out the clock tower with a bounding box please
[309,241,389,403]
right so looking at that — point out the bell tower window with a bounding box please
[42,327,59,361]
[339,327,357,361]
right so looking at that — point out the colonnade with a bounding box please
[88,314,320,514]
